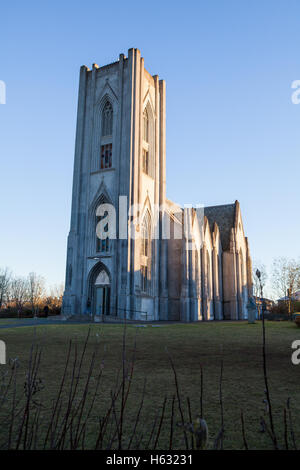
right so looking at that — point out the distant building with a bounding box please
[254,297,275,315]
[277,290,300,303]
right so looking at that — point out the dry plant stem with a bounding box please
[109,324,134,449]
[169,395,175,450]
[74,353,105,447]
[167,353,189,449]
[0,366,14,410]
[287,398,297,450]
[110,327,138,449]
[118,323,127,450]
[219,360,224,450]
[94,379,123,449]
[15,344,42,450]
[7,366,17,449]
[128,377,147,450]
[3,324,300,451]
[153,396,167,450]
[43,339,72,448]
[56,330,92,449]
[136,430,144,450]
[55,342,78,448]
[106,371,129,449]
[261,311,278,449]
[283,408,288,450]
[186,397,194,450]
[145,409,159,450]
[72,350,97,448]
[260,416,278,447]
[200,366,203,419]
[109,390,121,449]
[240,410,248,450]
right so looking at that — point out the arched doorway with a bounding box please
[88,264,111,316]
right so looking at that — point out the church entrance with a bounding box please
[93,269,111,316]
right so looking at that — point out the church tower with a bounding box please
[63,48,253,322]
[62,48,167,320]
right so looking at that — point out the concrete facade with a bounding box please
[62,49,253,321]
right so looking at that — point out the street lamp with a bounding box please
[256,269,264,319]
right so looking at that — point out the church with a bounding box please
[62,48,253,321]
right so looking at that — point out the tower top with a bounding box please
[81,48,159,79]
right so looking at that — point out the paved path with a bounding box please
[0,317,166,329]
[0,317,92,329]
[0,316,249,330]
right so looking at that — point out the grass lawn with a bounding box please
[0,321,300,450]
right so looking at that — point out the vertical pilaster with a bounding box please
[201,244,208,320]
[70,66,89,232]
[154,74,160,320]
[236,250,243,319]
[80,63,98,311]
[63,65,88,315]
[116,53,126,315]
[126,48,135,316]
[158,79,168,319]
[138,57,144,209]
[159,80,166,206]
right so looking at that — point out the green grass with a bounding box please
[0,321,299,449]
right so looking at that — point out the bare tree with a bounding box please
[45,283,64,311]
[271,257,300,314]
[11,276,29,317]
[0,267,12,310]
[28,272,45,316]
[50,283,64,302]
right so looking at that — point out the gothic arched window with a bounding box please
[143,109,149,143]
[141,211,151,293]
[102,101,113,137]
[142,107,154,178]
[100,101,113,169]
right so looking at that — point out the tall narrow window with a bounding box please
[142,149,149,175]
[141,211,151,294]
[96,209,110,253]
[102,102,113,137]
[142,107,153,177]
[100,102,113,170]
[143,109,149,143]
[141,265,148,293]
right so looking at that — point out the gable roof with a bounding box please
[204,203,236,251]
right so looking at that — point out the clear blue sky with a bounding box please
[0,0,299,294]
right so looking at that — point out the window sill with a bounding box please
[101,135,113,144]
[91,168,115,175]
[88,253,112,259]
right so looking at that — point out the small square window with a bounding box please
[101,144,112,169]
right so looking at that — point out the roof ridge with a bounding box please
[204,202,235,210]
